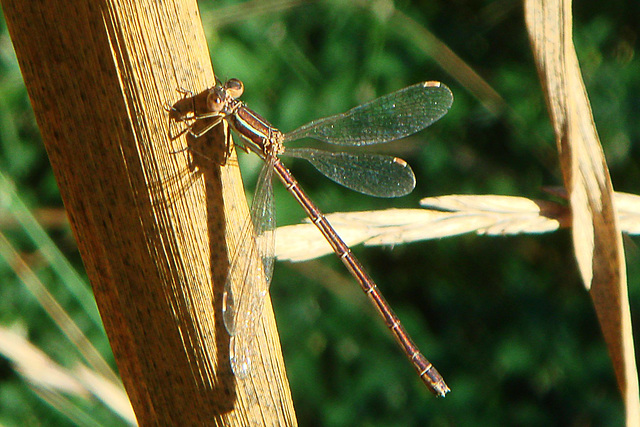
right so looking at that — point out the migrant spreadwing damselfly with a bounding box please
[169,79,453,397]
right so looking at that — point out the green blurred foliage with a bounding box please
[1,0,639,425]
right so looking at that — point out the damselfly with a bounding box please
[170,79,453,397]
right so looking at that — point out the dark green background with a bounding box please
[1,0,639,425]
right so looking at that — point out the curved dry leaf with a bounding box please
[525,0,637,419]
[616,192,640,235]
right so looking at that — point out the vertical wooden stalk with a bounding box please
[2,0,296,424]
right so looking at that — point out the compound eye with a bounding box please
[225,78,244,99]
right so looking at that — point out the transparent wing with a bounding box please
[285,147,415,198]
[222,160,276,377]
[283,82,453,146]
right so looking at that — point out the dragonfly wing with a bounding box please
[283,82,453,146]
[285,148,415,198]
[222,160,276,377]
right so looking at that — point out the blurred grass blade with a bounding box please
[33,388,105,427]
[0,327,133,425]
[0,172,116,382]
[0,327,87,394]
[390,10,506,115]
[0,171,102,328]
[75,365,136,424]
[203,0,304,28]
[524,0,638,421]
[0,231,118,383]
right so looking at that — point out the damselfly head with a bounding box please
[206,87,227,114]
[224,78,244,99]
